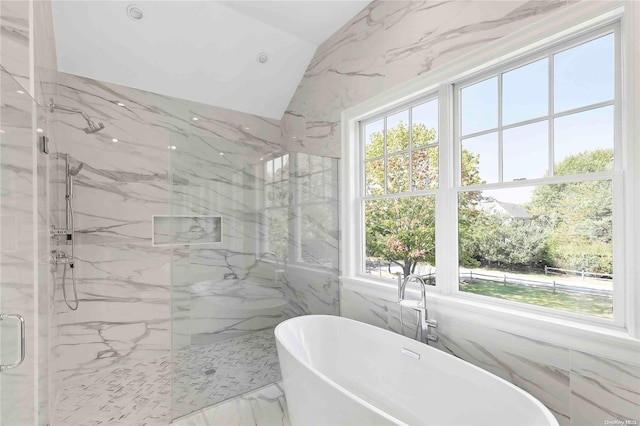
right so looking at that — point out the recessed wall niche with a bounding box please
[153,215,222,246]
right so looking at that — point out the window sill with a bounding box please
[284,262,338,274]
[341,275,640,365]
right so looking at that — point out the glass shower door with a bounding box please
[0,65,37,425]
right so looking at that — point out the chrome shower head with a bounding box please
[49,99,106,134]
[84,120,105,134]
[69,162,84,177]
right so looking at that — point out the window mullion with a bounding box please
[408,106,413,192]
[548,52,555,178]
[383,117,388,195]
[437,84,455,295]
[498,73,504,183]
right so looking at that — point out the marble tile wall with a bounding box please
[51,73,177,393]
[282,0,574,158]
[281,153,341,319]
[285,1,639,425]
[0,1,30,92]
[51,71,304,424]
[341,287,640,426]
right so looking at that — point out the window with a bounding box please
[263,154,290,260]
[362,98,439,281]
[456,30,617,319]
[261,153,339,268]
[358,24,621,322]
[292,153,339,267]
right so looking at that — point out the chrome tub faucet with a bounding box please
[398,274,438,344]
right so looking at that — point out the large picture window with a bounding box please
[359,24,621,322]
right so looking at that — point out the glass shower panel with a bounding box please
[170,134,286,419]
[0,66,36,425]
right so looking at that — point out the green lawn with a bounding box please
[460,279,613,319]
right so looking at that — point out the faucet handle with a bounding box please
[425,318,438,328]
[427,334,439,343]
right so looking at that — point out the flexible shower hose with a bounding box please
[62,195,79,311]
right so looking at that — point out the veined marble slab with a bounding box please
[282,0,573,158]
[174,382,289,426]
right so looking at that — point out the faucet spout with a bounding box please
[398,273,438,345]
[399,274,426,308]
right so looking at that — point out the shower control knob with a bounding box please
[51,227,69,238]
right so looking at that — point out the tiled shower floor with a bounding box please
[53,329,280,426]
[173,329,281,418]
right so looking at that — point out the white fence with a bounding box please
[544,266,613,281]
[460,271,612,296]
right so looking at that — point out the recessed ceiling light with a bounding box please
[245,127,250,130]
[16,90,24,94]
[116,102,126,107]
[168,145,177,150]
[127,4,144,20]
[36,128,44,133]
[292,136,297,139]
[219,152,224,156]
[260,157,264,161]
[192,117,199,121]
[112,138,119,143]
[257,53,269,64]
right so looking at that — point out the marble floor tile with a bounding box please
[52,329,280,425]
[174,329,281,418]
[52,355,172,426]
[173,382,289,426]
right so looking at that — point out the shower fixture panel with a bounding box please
[51,152,83,311]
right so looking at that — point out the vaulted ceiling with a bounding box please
[52,1,370,120]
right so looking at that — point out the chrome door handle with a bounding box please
[0,314,25,372]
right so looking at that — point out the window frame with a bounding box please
[341,2,639,359]
[259,152,339,270]
[260,153,290,260]
[453,25,619,186]
[449,24,623,327]
[359,94,440,278]
[291,153,339,267]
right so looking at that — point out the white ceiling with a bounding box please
[52,1,370,120]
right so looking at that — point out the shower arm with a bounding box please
[49,102,94,124]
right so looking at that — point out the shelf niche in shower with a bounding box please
[152,215,222,246]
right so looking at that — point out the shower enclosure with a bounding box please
[168,130,340,419]
[0,62,340,424]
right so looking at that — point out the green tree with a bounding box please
[529,149,613,273]
[365,121,483,277]
[460,149,613,274]
[463,211,552,269]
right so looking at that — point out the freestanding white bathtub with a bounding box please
[275,315,558,426]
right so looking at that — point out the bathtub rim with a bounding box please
[275,314,559,426]
[275,315,409,426]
